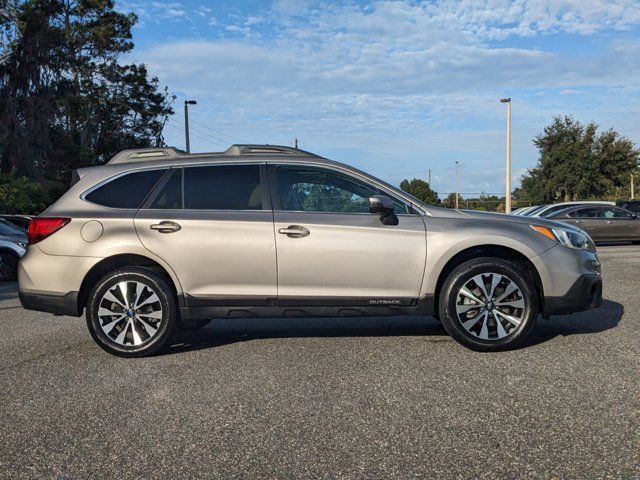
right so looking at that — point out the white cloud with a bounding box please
[132,1,640,193]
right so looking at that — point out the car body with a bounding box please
[0,214,33,231]
[527,201,615,218]
[0,219,27,281]
[548,204,640,243]
[18,145,603,356]
[616,200,640,214]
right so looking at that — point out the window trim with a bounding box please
[267,163,420,216]
[81,167,169,210]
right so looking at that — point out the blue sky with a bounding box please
[117,0,640,198]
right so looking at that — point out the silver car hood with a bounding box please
[424,207,581,232]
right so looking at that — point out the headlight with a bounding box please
[531,225,596,252]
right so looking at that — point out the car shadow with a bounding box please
[165,298,623,354]
[521,299,624,348]
[165,315,449,354]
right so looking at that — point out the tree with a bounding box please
[400,178,439,205]
[0,0,174,196]
[518,116,639,204]
[442,192,458,208]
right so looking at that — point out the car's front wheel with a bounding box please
[438,257,538,351]
[86,267,177,357]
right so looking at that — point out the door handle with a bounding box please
[278,225,310,238]
[150,221,181,233]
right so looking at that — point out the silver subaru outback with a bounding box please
[18,145,602,356]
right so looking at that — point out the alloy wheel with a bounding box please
[455,272,525,340]
[97,280,164,347]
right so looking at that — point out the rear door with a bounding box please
[269,164,427,305]
[135,163,277,303]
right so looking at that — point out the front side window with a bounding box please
[600,207,633,219]
[184,164,263,210]
[85,169,166,209]
[275,165,409,214]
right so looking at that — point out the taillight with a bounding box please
[28,218,71,244]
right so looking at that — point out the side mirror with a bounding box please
[369,195,399,225]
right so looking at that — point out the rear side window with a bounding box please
[85,170,165,209]
[184,165,262,210]
[568,207,600,218]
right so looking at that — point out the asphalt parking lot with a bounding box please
[0,246,638,479]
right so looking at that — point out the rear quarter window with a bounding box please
[85,170,165,209]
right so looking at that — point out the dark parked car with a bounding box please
[548,205,640,243]
[616,200,640,214]
[0,219,27,281]
[0,214,32,231]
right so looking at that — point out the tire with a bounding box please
[438,257,538,351]
[0,251,18,282]
[86,267,177,357]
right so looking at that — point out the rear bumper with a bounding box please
[19,290,81,317]
[543,274,602,316]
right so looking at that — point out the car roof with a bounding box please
[549,204,633,217]
[62,144,431,217]
[529,201,615,216]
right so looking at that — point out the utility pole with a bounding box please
[294,138,298,149]
[428,169,431,186]
[632,173,635,200]
[500,98,512,213]
[184,100,197,153]
[455,161,459,209]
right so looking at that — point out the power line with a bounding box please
[168,117,231,146]
[164,121,227,149]
[188,117,246,143]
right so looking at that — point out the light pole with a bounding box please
[455,161,460,209]
[500,97,512,212]
[184,100,197,153]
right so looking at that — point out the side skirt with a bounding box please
[181,294,435,320]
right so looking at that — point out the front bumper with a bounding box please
[543,274,602,315]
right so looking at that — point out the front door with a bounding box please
[135,164,277,303]
[563,206,602,238]
[269,164,427,305]
[597,207,640,241]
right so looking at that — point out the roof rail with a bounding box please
[107,147,185,165]
[224,144,322,158]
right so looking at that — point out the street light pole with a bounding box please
[184,100,197,153]
[455,161,459,209]
[500,97,512,213]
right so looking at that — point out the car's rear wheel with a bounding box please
[438,257,538,351]
[86,267,177,357]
